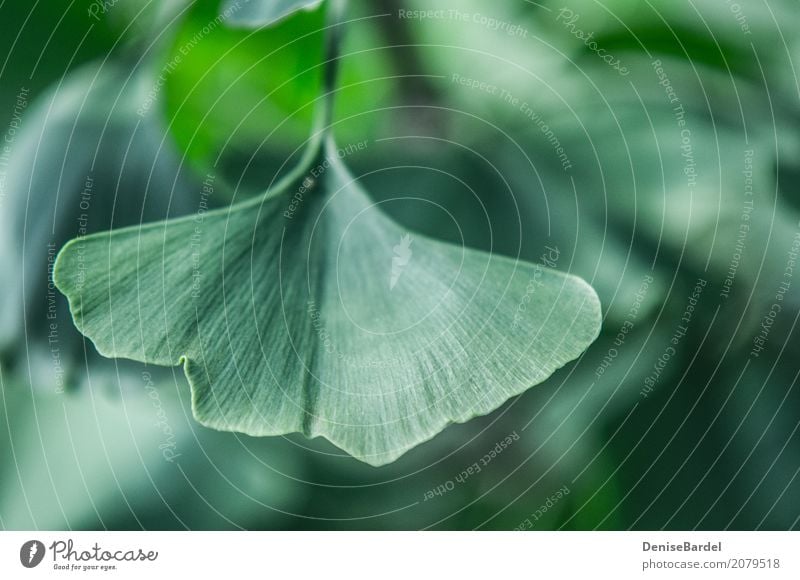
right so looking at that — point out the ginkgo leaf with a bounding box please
[221,0,324,29]
[55,137,601,466]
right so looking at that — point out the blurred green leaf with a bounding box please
[0,61,201,388]
[163,2,326,174]
[0,378,306,530]
[222,0,325,29]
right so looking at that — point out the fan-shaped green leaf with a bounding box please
[54,138,601,466]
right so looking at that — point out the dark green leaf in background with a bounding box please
[0,61,201,389]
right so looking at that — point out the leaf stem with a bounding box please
[375,0,443,109]
[318,0,347,135]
